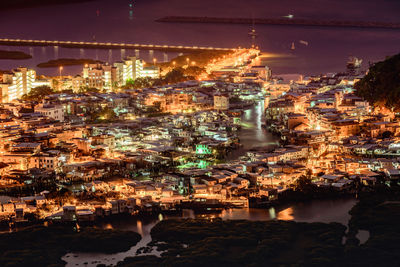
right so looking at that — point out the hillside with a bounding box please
[355,53,400,110]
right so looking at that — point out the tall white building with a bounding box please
[82,63,117,91]
[0,67,36,102]
[114,56,144,85]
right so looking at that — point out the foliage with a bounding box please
[344,187,400,266]
[89,106,117,122]
[22,85,55,101]
[118,219,346,267]
[78,86,100,93]
[0,225,141,267]
[355,53,400,110]
[183,66,205,77]
[124,77,153,89]
[122,68,195,90]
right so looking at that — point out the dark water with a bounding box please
[228,100,280,160]
[63,198,357,267]
[238,101,279,149]
[0,0,399,75]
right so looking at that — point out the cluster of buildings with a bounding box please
[264,57,400,189]
[0,56,161,102]
[5,49,393,223]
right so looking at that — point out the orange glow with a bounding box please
[277,207,294,220]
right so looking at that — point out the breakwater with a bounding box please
[156,16,400,30]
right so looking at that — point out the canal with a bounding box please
[228,100,280,160]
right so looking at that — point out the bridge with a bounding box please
[0,38,234,53]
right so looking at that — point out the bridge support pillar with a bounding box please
[135,49,139,58]
[121,49,126,60]
[80,48,84,58]
[108,49,112,63]
[29,47,34,57]
[149,50,154,61]
[163,53,168,62]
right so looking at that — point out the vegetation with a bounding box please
[21,85,55,101]
[118,219,346,267]
[124,77,153,89]
[355,53,400,110]
[0,50,32,60]
[78,86,100,93]
[115,187,400,267]
[122,68,195,90]
[37,58,102,68]
[344,186,400,266]
[0,225,141,267]
[89,106,118,123]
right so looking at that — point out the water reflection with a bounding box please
[276,207,294,220]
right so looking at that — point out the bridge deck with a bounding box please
[0,38,234,53]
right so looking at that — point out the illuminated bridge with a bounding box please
[0,38,234,53]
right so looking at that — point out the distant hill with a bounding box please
[355,53,400,110]
[0,50,32,60]
[1,0,96,10]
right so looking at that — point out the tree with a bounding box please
[78,86,99,93]
[22,85,55,101]
[90,106,117,122]
[184,66,205,78]
[164,68,188,84]
[355,53,400,110]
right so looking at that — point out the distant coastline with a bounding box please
[37,58,102,68]
[156,16,400,30]
[0,50,32,60]
[0,0,96,10]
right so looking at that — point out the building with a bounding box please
[114,56,144,85]
[250,65,272,80]
[0,67,36,102]
[35,103,64,122]
[141,66,160,79]
[82,63,118,91]
[214,94,229,110]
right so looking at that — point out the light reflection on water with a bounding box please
[276,207,294,220]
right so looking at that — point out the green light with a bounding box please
[196,144,211,155]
